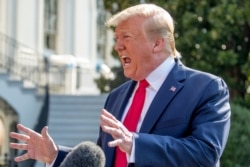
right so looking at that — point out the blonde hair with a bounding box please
[105,4,180,58]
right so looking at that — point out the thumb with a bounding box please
[41,126,50,139]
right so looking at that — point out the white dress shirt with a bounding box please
[46,56,175,167]
[125,56,175,162]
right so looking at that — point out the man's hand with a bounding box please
[9,124,58,164]
[100,109,133,154]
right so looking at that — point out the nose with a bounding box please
[114,39,125,52]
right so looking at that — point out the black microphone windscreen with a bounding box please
[59,141,105,167]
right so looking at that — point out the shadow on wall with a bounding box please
[0,117,4,152]
[0,98,19,166]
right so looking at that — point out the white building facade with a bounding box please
[0,0,115,95]
[0,0,116,166]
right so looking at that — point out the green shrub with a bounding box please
[221,103,250,167]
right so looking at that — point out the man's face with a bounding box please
[114,16,159,81]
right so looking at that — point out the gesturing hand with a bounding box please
[100,109,133,154]
[9,124,58,164]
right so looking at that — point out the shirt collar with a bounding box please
[146,56,175,91]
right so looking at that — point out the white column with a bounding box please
[73,0,97,68]
[12,0,42,52]
[72,0,99,94]
[57,0,97,66]
[35,0,44,53]
[1,0,43,51]
[89,0,97,68]
[0,0,6,33]
[16,0,36,48]
[5,0,17,38]
[57,0,74,54]
[56,0,66,54]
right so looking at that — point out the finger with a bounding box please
[9,143,28,150]
[102,125,120,134]
[102,109,117,121]
[41,126,49,139]
[9,132,30,142]
[17,124,34,135]
[108,138,123,147]
[100,117,119,132]
[100,113,120,129]
[102,125,125,141]
[14,153,30,162]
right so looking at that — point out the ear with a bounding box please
[152,38,164,53]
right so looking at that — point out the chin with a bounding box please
[124,70,139,81]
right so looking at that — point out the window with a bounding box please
[44,0,57,51]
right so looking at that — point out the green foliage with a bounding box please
[95,75,111,93]
[161,0,250,102]
[221,103,250,166]
[95,66,129,93]
[104,0,142,14]
[109,66,130,89]
[102,0,250,107]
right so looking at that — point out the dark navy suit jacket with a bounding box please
[54,60,231,167]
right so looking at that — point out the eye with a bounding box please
[123,35,131,40]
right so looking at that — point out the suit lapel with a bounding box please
[112,80,137,121]
[140,61,186,133]
[104,81,136,166]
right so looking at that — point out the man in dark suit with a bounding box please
[9,4,230,167]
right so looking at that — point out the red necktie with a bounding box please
[114,79,149,167]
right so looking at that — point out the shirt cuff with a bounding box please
[45,146,59,167]
[127,133,136,163]
[45,156,56,167]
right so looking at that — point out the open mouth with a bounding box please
[121,55,131,66]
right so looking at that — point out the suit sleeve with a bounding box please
[51,145,72,167]
[134,78,231,167]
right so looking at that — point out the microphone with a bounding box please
[59,141,105,167]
